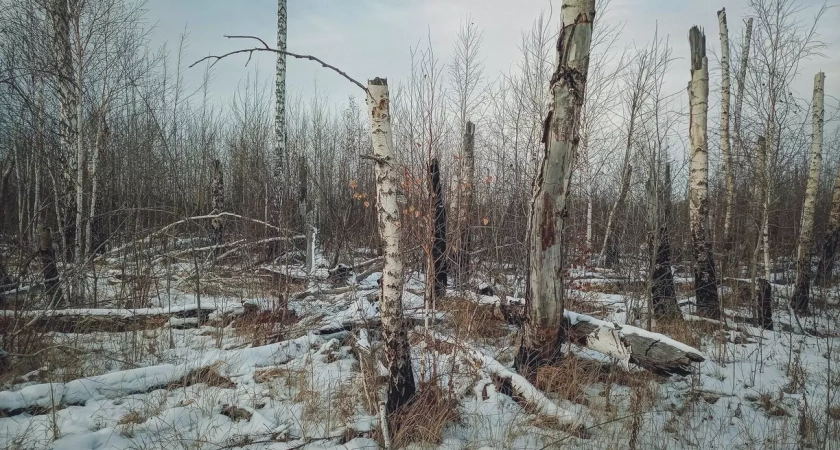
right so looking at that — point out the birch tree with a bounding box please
[366,78,416,413]
[451,121,475,287]
[717,8,736,265]
[516,0,595,376]
[272,0,287,227]
[733,18,753,161]
[790,72,824,314]
[211,158,225,247]
[688,26,720,320]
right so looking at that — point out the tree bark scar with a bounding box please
[541,194,556,251]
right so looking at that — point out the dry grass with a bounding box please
[174,364,235,389]
[117,410,145,425]
[390,383,462,447]
[438,297,508,340]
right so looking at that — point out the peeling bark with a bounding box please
[648,162,679,320]
[427,157,447,299]
[688,27,720,319]
[211,159,225,249]
[516,0,595,378]
[791,72,825,314]
[366,78,416,413]
[272,0,287,228]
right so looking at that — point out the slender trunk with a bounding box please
[211,159,224,250]
[451,121,475,287]
[599,163,632,268]
[40,227,62,307]
[272,0,288,227]
[791,72,825,314]
[750,136,772,328]
[299,160,317,272]
[516,0,595,377]
[733,18,753,162]
[74,60,85,267]
[763,91,778,282]
[366,78,415,413]
[86,113,107,256]
[50,0,77,263]
[688,27,720,319]
[718,9,736,267]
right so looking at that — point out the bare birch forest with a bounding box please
[0,0,839,449]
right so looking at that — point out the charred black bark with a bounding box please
[755,278,773,330]
[428,158,447,298]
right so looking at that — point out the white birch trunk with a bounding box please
[791,72,825,314]
[718,8,735,255]
[272,0,287,226]
[517,0,595,375]
[366,78,415,413]
[73,56,85,273]
[733,18,753,158]
[688,27,720,319]
[86,113,106,257]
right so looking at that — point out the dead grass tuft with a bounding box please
[175,364,235,389]
[117,410,145,425]
[390,382,461,447]
[438,297,508,340]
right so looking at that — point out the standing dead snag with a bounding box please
[791,72,825,314]
[648,162,679,320]
[427,157,447,300]
[515,0,595,377]
[688,27,720,320]
[750,136,773,328]
[211,159,224,249]
[451,121,475,288]
[366,78,416,414]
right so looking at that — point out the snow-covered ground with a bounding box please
[2,258,839,450]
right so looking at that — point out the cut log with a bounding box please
[564,310,704,376]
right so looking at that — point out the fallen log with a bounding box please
[0,304,223,333]
[564,311,704,376]
[0,332,345,417]
[417,327,588,434]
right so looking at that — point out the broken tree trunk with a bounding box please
[211,159,225,249]
[564,310,705,376]
[688,26,721,319]
[755,278,773,330]
[366,77,416,414]
[791,72,825,315]
[427,157,447,300]
[451,121,475,288]
[718,8,736,274]
[733,18,753,158]
[516,0,595,378]
[648,162,679,320]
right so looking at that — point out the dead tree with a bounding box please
[648,162,679,320]
[516,0,595,377]
[687,26,720,319]
[791,72,825,314]
[211,159,224,248]
[451,121,475,288]
[426,157,447,300]
[366,78,416,413]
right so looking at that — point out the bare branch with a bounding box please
[190,35,368,94]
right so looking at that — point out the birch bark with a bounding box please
[516,0,595,376]
[367,78,416,413]
[791,72,825,314]
[688,27,720,319]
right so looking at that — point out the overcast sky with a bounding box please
[143,0,839,121]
